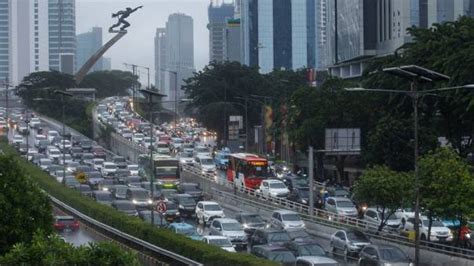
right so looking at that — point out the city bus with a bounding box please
[226,153,271,189]
[138,153,180,188]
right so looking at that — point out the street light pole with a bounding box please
[55,90,73,184]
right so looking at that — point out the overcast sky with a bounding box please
[76,0,213,84]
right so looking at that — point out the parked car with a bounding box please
[111,200,138,216]
[250,245,296,265]
[195,201,225,225]
[358,244,412,266]
[53,215,80,231]
[202,236,236,252]
[270,210,305,231]
[330,229,371,258]
[235,212,266,235]
[259,179,290,198]
[248,228,292,248]
[209,218,247,249]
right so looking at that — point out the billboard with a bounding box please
[324,128,361,155]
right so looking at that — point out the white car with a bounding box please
[26,148,38,161]
[127,164,139,176]
[29,117,41,128]
[92,158,105,171]
[202,236,236,252]
[209,218,247,248]
[47,130,60,143]
[403,216,453,242]
[101,162,118,176]
[193,146,210,157]
[12,134,24,145]
[46,146,61,161]
[34,134,47,146]
[325,197,358,218]
[259,179,290,198]
[156,141,170,155]
[56,139,72,151]
[270,209,305,230]
[132,133,144,143]
[195,201,225,225]
[363,208,402,232]
[58,154,73,165]
[195,155,216,174]
[39,158,53,171]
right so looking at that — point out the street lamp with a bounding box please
[139,89,166,226]
[345,65,474,265]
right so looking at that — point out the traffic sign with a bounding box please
[156,201,167,213]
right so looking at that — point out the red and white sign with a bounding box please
[155,201,167,213]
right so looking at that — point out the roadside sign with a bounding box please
[156,201,167,213]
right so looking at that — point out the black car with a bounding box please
[359,244,412,266]
[36,139,50,153]
[248,228,292,247]
[177,182,203,201]
[250,245,296,266]
[111,200,138,216]
[79,139,94,151]
[287,187,313,206]
[173,193,196,217]
[287,229,312,241]
[235,212,266,235]
[282,175,308,191]
[284,239,327,257]
[70,147,83,160]
[112,155,127,169]
[73,184,93,197]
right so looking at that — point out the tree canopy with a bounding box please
[78,70,139,98]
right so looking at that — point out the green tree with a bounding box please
[418,147,474,243]
[78,70,140,98]
[353,165,413,232]
[0,232,140,265]
[0,155,53,254]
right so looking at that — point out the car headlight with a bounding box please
[242,223,248,228]
[102,187,108,191]
[148,199,153,204]
[132,200,137,204]
[301,199,308,204]
[176,212,180,216]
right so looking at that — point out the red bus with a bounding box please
[226,153,271,189]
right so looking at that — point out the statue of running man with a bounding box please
[109,6,143,32]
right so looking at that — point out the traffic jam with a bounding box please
[3,95,468,265]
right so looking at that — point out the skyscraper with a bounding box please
[76,27,103,73]
[224,18,241,62]
[208,1,234,63]
[48,0,76,74]
[154,28,166,91]
[240,0,319,73]
[102,57,111,71]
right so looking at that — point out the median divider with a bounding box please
[0,139,276,266]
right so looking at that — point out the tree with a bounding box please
[0,155,53,254]
[0,232,140,265]
[78,70,140,98]
[418,147,474,243]
[352,165,413,232]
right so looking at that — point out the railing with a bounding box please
[183,165,474,260]
[50,194,203,266]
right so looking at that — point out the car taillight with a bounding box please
[54,223,64,228]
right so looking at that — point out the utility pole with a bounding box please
[4,77,9,126]
[308,146,314,215]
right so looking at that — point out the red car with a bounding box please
[92,146,107,159]
[53,215,80,231]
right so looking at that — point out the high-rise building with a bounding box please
[208,1,234,63]
[102,57,111,70]
[326,0,474,79]
[224,18,241,62]
[76,27,103,73]
[154,28,166,91]
[48,0,76,74]
[157,13,194,107]
[240,0,319,73]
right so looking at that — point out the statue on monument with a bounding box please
[109,5,143,32]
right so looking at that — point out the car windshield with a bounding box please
[423,220,445,227]
[195,148,208,153]
[201,159,214,165]
[387,213,399,220]
[269,182,286,189]
[105,164,116,169]
[208,238,233,247]
[156,167,176,175]
[176,227,196,236]
[50,150,60,155]
[115,202,135,211]
[268,232,291,242]
[114,157,126,163]
[281,214,301,221]
[132,191,149,200]
[242,214,264,224]
[182,184,200,191]
[166,202,177,210]
[379,247,409,262]
[347,231,369,242]
[336,200,355,208]
[293,178,308,186]
[178,197,196,205]
[161,190,177,198]
[268,251,296,263]
[222,222,242,231]
[288,229,310,239]
[204,204,221,211]
[180,153,193,158]
[129,165,138,170]
[95,193,112,201]
[297,188,310,198]
[65,178,79,185]
[115,187,128,195]
[298,244,326,256]
[41,160,52,166]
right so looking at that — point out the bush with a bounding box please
[0,139,275,266]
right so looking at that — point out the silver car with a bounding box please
[325,197,358,218]
[209,218,247,248]
[330,229,371,259]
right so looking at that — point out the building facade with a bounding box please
[240,0,319,73]
[208,2,234,63]
[224,18,241,62]
[102,57,111,70]
[154,28,166,91]
[76,27,103,73]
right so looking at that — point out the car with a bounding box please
[39,158,53,171]
[195,201,225,225]
[209,218,247,248]
[112,155,127,169]
[325,197,358,218]
[156,188,177,201]
[58,154,73,165]
[98,179,115,192]
[403,216,453,242]
[81,153,95,166]
[53,215,80,231]
[330,229,371,259]
[177,152,194,167]
[127,164,139,176]
[12,134,24,145]
[270,210,305,231]
[79,139,94,151]
[126,187,153,207]
[251,245,296,265]
[74,184,93,197]
[34,134,47,146]
[110,185,129,199]
[194,155,216,174]
[287,229,313,241]
[111,200,138,216]
[70,146,83,160]
[235,212,266,235]
[259,179,290,198]
[170,137,184,152]
[123,175,142,186]
[62,176,80,188]
[36,139,50,153]
[202,236,236,252]
[46,146,61,161]
[26,148,38,161]
[173,193,197,217]
[295,256,339,266]
[138,210,169,227]
[47,130,60,143]
[284,239,326,257]
[132,133,145,143]
[91,191,113,206]
[160,201,181,223]
[101,162,118,176]
[156,141,170,155]
[66,161,80,173]
[358,244,412,266]
[287,187,313,206]
[363,208,402,233]
[214,150,230,170]
[282,175,309,191]
[326,185,350,198]
[168,222,202,240]
[56,139,72,151]
[92,146,107,159]
[32,153,46,165]
[86,171,104,190]
[177,182,203,201]
[193,146,209,157]
[248,228,292,247]
[92,158,105,171]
